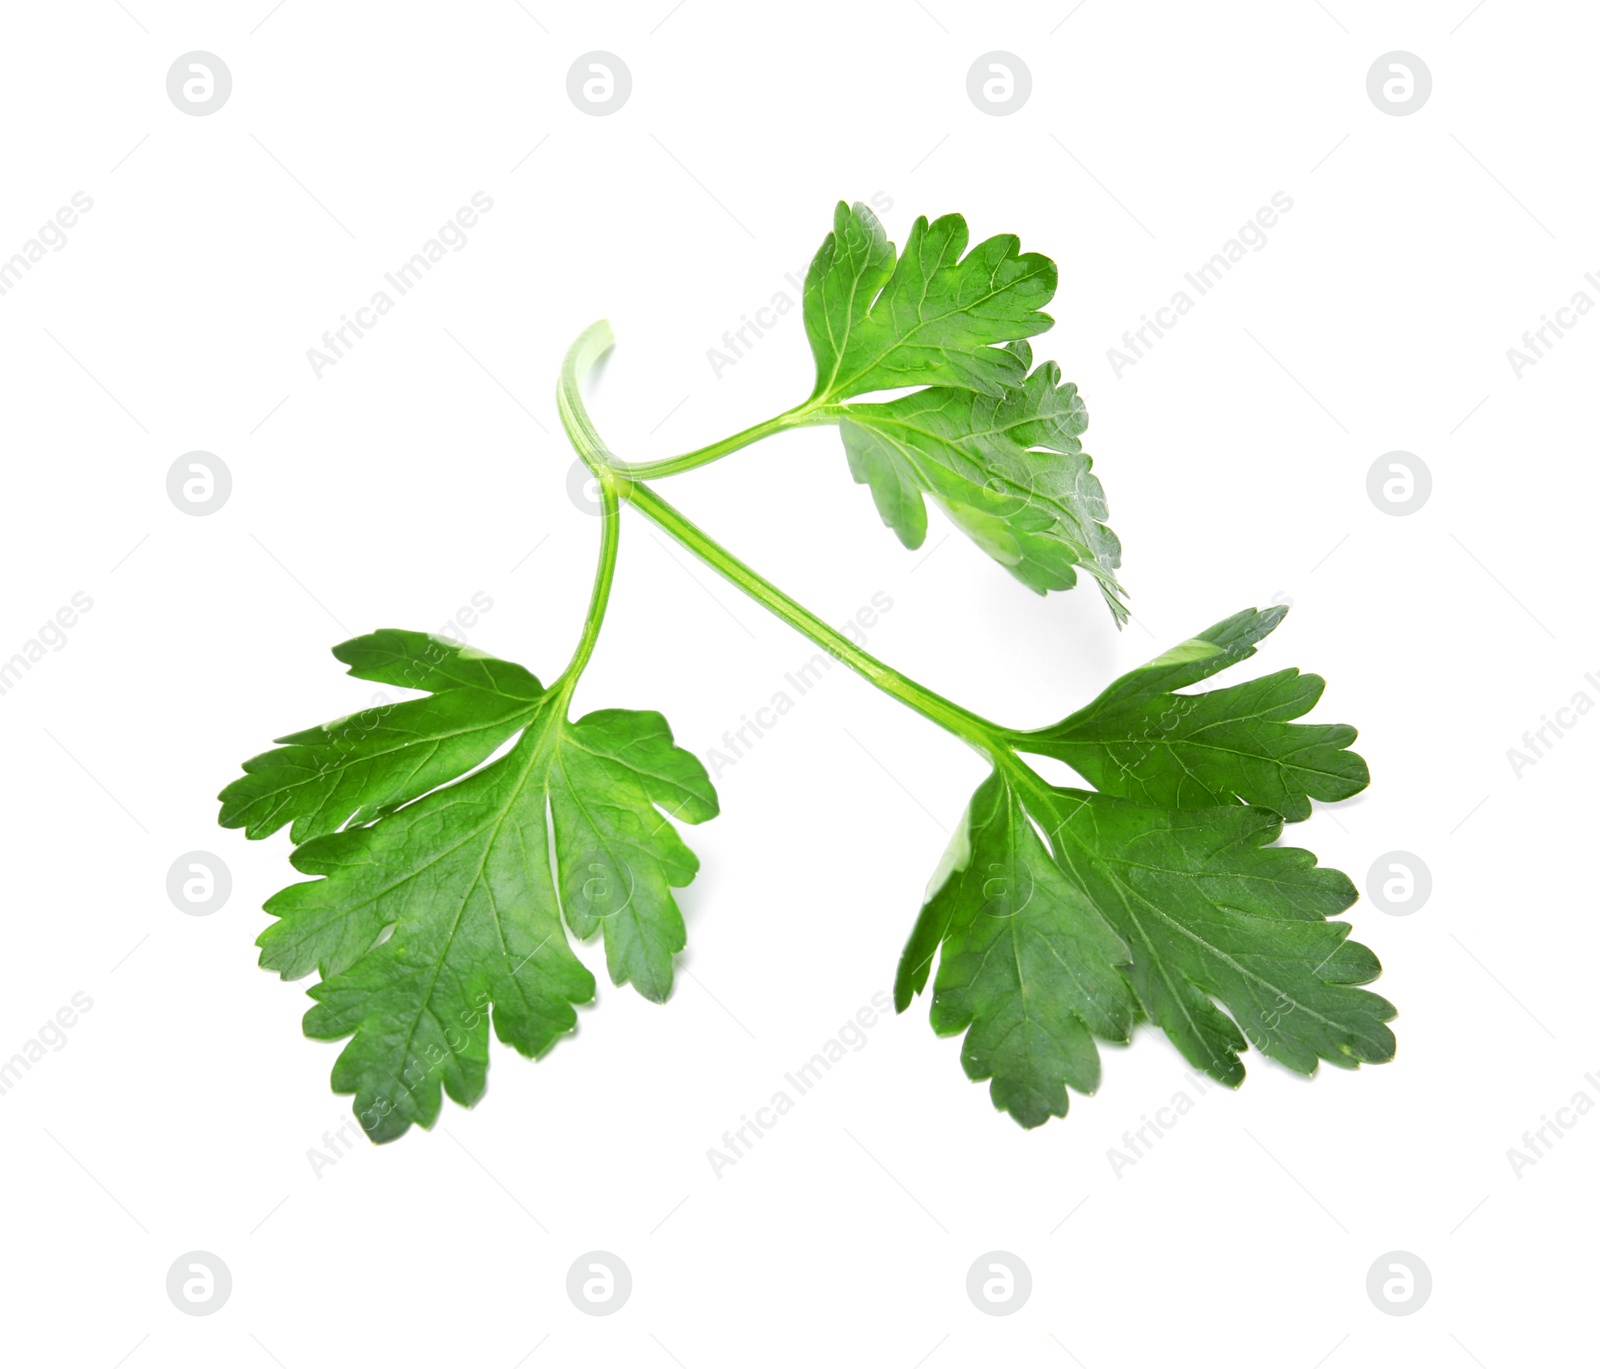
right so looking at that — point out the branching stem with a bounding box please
[556,320,1011,762]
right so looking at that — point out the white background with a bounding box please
[1,1,1594,1365]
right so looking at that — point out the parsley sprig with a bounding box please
[221,203,1391,1141]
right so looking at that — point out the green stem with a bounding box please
[616,407,827,480]
[624,482,1004,755]
[552,322,626,697]
[550,478,619,699]
[558,319,831,483]
[557,320,628,478]
[556,320,1009,761]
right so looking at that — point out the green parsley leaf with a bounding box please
[893,771,1137,1128]
[1031,785,1393,1088]
[896,609,1393,1126]
[220,630,716,1143]
[837,341,1125,615]
[218,629,547,844]
[803,201,1057,403]
[1012,607,1368,819]
[796,203,1124,619]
